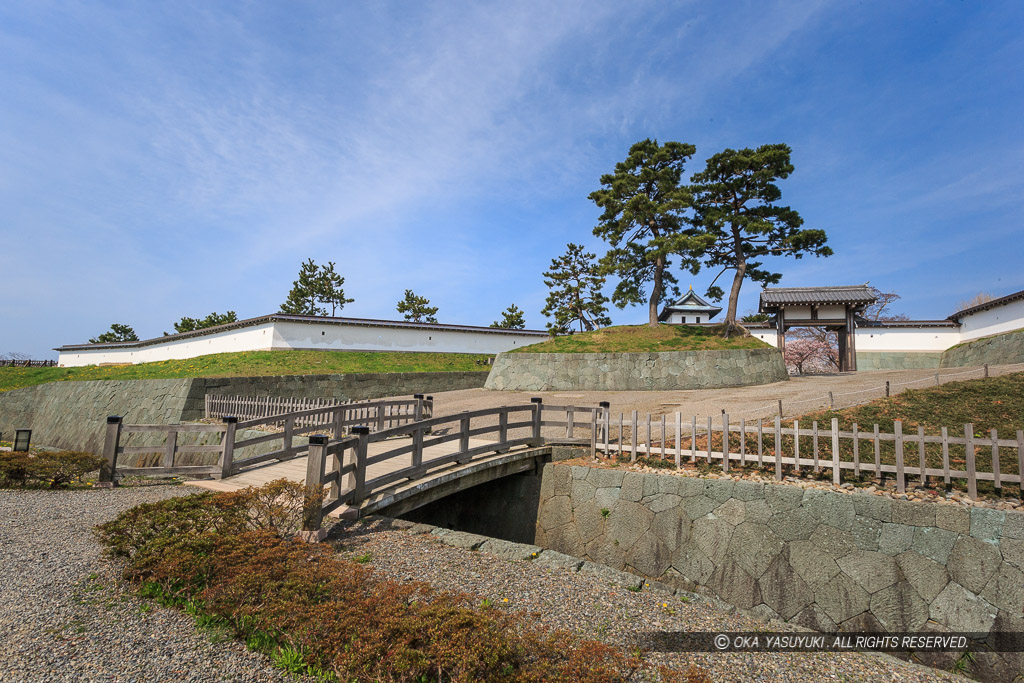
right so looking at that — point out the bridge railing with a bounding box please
[300,399,607,539]
[98,395,434,483]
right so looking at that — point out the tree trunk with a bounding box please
[648,254,666,327]
[723,260,746,337]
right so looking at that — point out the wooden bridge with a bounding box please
[98,396,605,539]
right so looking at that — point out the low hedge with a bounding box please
[0,450,105,488]
[96,480,656,682]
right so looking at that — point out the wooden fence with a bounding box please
[205,394,433,429]
[0,359,57,367]
[595,409,1024,500]
[99,396,434,484]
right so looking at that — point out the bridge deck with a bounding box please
[188,435,504,496]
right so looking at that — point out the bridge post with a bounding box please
[497,409,509,453]
[98,416,122,488]
[331,407,344,439]
[351,426,369,504]
[218,416,237,479]
[531,398,543,445]
[425,396,434,419]
[283,416,295,458]
[410,425,424,476]
[457,413,471,464]
[590,408,598,457]
[413,394,424,421]
[301,434,329,542]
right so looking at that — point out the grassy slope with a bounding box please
[0,350,490,393]
[509,324,769,354]
[800,371,1024,436]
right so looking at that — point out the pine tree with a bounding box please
[318,261,354,316]
[589,139,705,326]
[280,259,327,316]
[541,244,611,334]
[172,311,238,334]
[90,323,138,343]
[690,144,831,335]
[490,304,526,329]
[396,290,438,323]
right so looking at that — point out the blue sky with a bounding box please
[2,1,1022,358]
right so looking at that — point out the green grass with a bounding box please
[800,371,1024,436]
[0,349,491,393]
[509,324,769,354]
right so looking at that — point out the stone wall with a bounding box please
[536,465,1024,657]
[0,371,488,453]
[484,349,788,391]
[856,351,941,370]
[940,328,1024,368]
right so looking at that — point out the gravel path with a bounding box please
[331,517,956,683]
[0,485,955,682]
[0,485,305,683]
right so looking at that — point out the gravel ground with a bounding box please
[0,484,956,682]
[0,485,307,683]
[331,517,956,683]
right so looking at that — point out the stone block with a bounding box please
[538,495,572,532]
[533,550,583,572]
[767,508,818,542]
[580,561,643,589]
[852,493,892,522]
[758,552,813,620]
[809,524,857,559]
[545,523,586,558]
[651,508,689,553]
[620,472,644,502]
[713,498,746,526]
[594,487,621,509]
[728,522,784,579]
[911,526,958,564]
[877,522,917,555]
[980,562,1024,616]
[789,540,841,588]
[605,500,655,551]
[803,489,856,531]
[765,482,805,512]
[682,495,717,521]
[793,603,837,633]
[870,582,930,632]
[671,545,716,587]
[934,505,970,534]
[644,493,681,514]
[1002,511,1024,540]
[896,551,950,603]
[708,561,762,610]
[813,572,870,625]
[692,515,733,566]
[550,465,572,495]
[703,478,735,503]
[892,499,936,527]
[837,550,902,594]
[971,507,1006,544]
[588,468,625,489]
[574,500,608,544]
[851,515,882,551]
[930,582,998,632]
[478,539,543,561]
[570,477,596,504]
[1000,537,1024,570]
[438,531,489,550]
[733,479,765,501]
[947,535,1002,594]
[625,532,674,578]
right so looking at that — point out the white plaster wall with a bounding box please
[271,321,541,354]
[751,330,778,347]
[957,298,1024,341]
[58,323,277,367]
[666,312,712,324]
[854,327,960,352]
[818,305,847,319]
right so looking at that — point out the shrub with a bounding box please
[0,450,105,488]
[96,481,643,682]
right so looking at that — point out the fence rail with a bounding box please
[205,394,433,429]
[0,359,57,367]
[595,409,1024,500]
[99,395,435,483]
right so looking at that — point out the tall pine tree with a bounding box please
[690,144,831,335]
[280,259,326,315]
[541,243,611,334]
[490,304,526,329]
[589,139,705,326]
[396,290,438,323]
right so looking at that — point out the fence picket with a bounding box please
[812,421,820,473]
[992,429,1001,490]
[873,424,881,480]
[1017,430,1024,496]
[918,426,927,487]
[722,413,730,473]
[631,411,638,462]
[942,427,950,485]
[894,420,905,494]
[831,418,840,485]
[852,423,860,476]
[793,419,800,473]
[691,416,698,462]
[706,417,713,463]
[757,418,763,467]
[964,424,978,499]
[774,416,782,481]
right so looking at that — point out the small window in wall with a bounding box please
[321,331,325,336]
[682,316,687,323]
[696,317,701,324]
